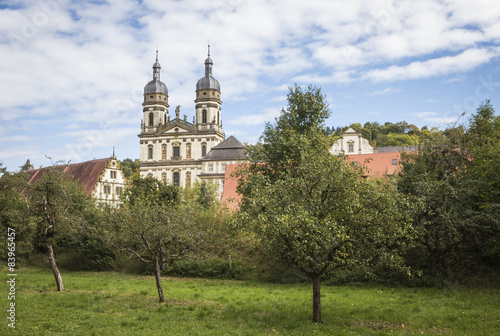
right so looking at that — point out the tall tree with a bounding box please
[461,101,500,267]
[236,85,410,323]
[397,107,500,281]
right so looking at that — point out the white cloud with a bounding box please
[416,112,438,118]
[364,48,499,82]
[369,87,401,96]
[416,111,459,124]
[226,108,281,126]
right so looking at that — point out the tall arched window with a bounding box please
[173,172,180,186]
[148,146,153,160]
[202,110,207,123]
[217,111,220,125]
[149,112,154,126]
[201,144,207,157]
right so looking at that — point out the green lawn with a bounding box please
[1,267,499,335]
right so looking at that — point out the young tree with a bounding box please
[0,165,36,258]
[28,167,91,291]
[236,85,410,323]
[106,176,209,302]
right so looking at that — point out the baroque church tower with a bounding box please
[138,47,229,189]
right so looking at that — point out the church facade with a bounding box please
[138,48,246,194]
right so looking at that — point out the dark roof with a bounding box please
[144,79,168,95]
[202,135,246,161]
[376,146,418,153]
[25,158,111,197]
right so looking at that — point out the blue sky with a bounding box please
[1,0,499,170]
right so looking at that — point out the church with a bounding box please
[138,47,246,194]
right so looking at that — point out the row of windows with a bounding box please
[103,186,123,195]
[147,110,220,127]
[208,163,226,173]
[151,172,192,187]
[147,144,207,160]
[201,110,220,124]
[148,113,168,127]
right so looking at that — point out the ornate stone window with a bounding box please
[202,109,207,123]
[162,145,167,160]
[173,141,180,160]
[149,112,154,126]
[173,171,180,186]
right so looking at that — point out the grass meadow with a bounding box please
[1,267,499,335]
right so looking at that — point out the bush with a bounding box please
[162,257,246,280]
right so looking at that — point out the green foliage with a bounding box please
[0,166,36,259]
[120,158,140,179]
[461,101,500,266]
[246,84,331,167]
[376,133,419,147]
[163,257,245,279]
[397,103,500,281]
[122,175,179,206]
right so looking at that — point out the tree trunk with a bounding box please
[312,274,322,323]
[154,256,165,303]
[46,238,64,291]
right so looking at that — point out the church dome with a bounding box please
[196,46,220,92]
[144,79,168,95]
[144,51,168,95]
[196,76,220,91]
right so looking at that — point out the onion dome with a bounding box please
[196,45,220,91]
[144,50,168,95]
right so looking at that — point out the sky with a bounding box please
[0,0,499,171]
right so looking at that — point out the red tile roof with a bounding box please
[25,158,111,197]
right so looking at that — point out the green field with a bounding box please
[1,268,499,335]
